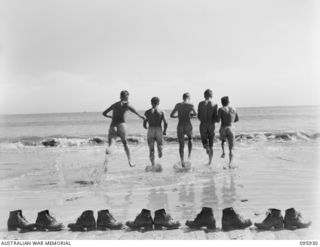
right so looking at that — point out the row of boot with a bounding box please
[7,207,311,232]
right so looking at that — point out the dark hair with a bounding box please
[204,89,212,99]
[183,93,190,101]
[151,97,160,106]
[120,90,129,100]
[221,96,229,106]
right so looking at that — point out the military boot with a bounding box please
[154,209,180,230]
[35,210,64,231]
[185,207,216,229]
[97,209,123,230]
[7,210,36,231]
[254,208,284,230]
[125,209,153,230]
[68,210,96,231]
[221,207,252,231]
[284,208,311,230]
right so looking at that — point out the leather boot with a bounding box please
[35,210,64,231]
[185,207,216,229]
[125,209,153,230]
[68,210,96,231]
[7,210,36,231]
[254,208,284,230]
[222,207,252,231]
[284,208,311,230]
[154,209,180,230]
[97,209,123,230]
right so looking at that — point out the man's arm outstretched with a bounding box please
[127,104,145,120]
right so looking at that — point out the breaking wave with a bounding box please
[0,131,319,149]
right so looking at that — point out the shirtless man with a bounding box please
[197,89,218,165]
[170,93,197,167]
[217,96,239,167]
[102,90,145,167]
[143,97,168,167]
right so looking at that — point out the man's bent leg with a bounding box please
[106,125,117,154]
[118,123,135,167]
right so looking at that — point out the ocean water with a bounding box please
[0,106,319,239]
[0,106,319,147]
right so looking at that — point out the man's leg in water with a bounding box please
[177,125,185,167]
[200,123,210,154]
[221,141,226,158]
[226,128,235,167]
[219,127,226,158]
[155,127,163,159]
[147,128,156,166]
[118,123,135,167]
[106,125,117,154]
[186,124,193,160]
[207,125,215,165]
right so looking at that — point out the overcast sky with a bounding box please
[1,0,319,114]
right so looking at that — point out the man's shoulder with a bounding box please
[145,108,153,115]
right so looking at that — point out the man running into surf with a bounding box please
[143,97,168,167]
[197,89,218,165]
[217,96,239,167]
[102,90,145,167]
[170,93,197,167]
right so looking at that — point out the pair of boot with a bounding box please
[126,209,180,230]
[255,208,312,230]
[185,207,252,230]
[68,210,123,231]
[8,209,63,232]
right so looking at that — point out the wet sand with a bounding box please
[0,141,319,239]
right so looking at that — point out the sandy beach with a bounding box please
[0,140,319,240]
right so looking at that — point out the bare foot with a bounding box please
[181,161,185,168]
[129,160,135,167]
[221,153,225,158]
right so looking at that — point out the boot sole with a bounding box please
[186,224,216,230]
[255,224,284,231]
[222,224,252,231]
[8,225,37,231]
[36,226,64,232]
[126,224,153,231]
[154,224,180,230]
[69,226,97,232]
[97,225,123,231]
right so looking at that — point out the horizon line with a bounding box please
[0,104,319,116]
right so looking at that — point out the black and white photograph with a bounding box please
[0,0,319,244]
